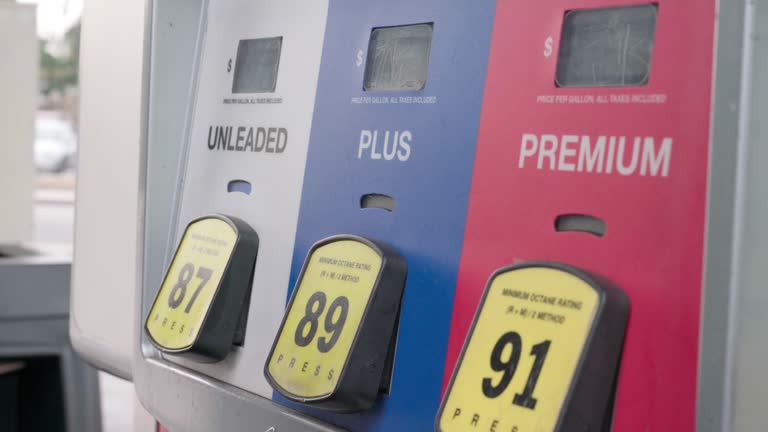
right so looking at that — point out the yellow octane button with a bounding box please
[145,215,258,362]
[265,235,406,412]
[438,262,628,432]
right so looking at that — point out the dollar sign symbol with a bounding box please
[227,59,232,72]
[543,37,553,58]
[355,49,364,67]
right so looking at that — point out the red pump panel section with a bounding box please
[445,0,715,430]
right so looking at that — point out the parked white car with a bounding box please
[35,114,77,173]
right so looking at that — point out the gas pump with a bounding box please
[68,0,768,430]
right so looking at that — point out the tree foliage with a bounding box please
[39,22,80,95]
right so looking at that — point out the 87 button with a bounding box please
[145,215,258,361]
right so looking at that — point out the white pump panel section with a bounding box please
[165,0,329,397]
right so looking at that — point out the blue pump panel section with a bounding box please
[280,1,496,430]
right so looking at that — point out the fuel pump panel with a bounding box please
[160,0,329,397]
[131,0,731,430]
[279,0,496,429]
[445,1,716,431]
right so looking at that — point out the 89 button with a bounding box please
[265,235,406,412]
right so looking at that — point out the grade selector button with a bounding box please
[265,235,406,412]
[437,262,628,432]
[145,215,258,362]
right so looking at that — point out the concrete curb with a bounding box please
[35,189,75,204]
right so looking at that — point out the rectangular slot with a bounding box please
[556,4,657,88]
[232,36,283,94]
[363,23,433,91]
[555,214,606,237]
[360,193,395,212]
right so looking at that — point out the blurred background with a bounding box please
[26,0,80,183]
[24,0,80,250]
[13,1,133,431]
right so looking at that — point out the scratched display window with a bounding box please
[556,4,657,87]
[363,24,433,91]
[232,36,282,93]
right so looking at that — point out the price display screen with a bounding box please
[232,36,283,93]
[363,24,433,91]
[556,4,657,87]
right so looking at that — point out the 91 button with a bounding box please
[265,235,406,412]
[145,215,258,362]
[437,262,628,432]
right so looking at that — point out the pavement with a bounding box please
[36,172,76,191]
[35,172,76,204]
[32,173,136,432]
